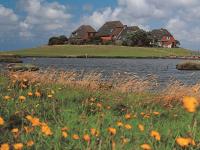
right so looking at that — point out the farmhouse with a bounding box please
[97,21,124,42]
[69,25,96,44]
[149,28,177,48]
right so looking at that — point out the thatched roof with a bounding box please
[97,21,124,37]
[149,28,172,40]
[71,25,96,39]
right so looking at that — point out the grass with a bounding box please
[0,71,200,149]
[2,45,192,58]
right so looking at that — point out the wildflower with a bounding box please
[61,127,69,131]
[153,112,160,115]
[140,144,152,150]
[47,94,53,98]
[13,143,23,150]
[4,96,11,101]
[51,90,55,94]
[0,117,4,125]
[28,92,33,97]
[62,131,68,138]
[150,130,161,141]
[125,113,131,119]
[19,96,26,101]
[24,126,34,133]
[138,124,144,132]
[124,124,132,130]
[117,121,123,127]
[72,134,80,140]
[90,128,99,137]
[26,140,34,147]
[35,91,41,97]
[83,134,90,142]
[121,137,129,144]
[176,137,195,147]
[143,114,150,119]
[183,96,199,113]
[96,103,102,108]
[26,116,41,126]
[11,128,19,133]
[107,106,111,110]
[108,127,116,135]
[0,143,9,150]
[41,123,52,136]
[140,112,145,116]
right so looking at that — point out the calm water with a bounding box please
[1,58,200,85]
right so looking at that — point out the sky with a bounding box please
[0,0,200,51]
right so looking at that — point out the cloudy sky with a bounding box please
[0,0,200,51]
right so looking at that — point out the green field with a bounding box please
[0,71,200,149]
[3,45,191,57]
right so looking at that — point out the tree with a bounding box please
[125,30,151,47]
[175,40,181,48]
[48,35,68,45]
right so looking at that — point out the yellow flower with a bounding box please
[124,124,132,130]
[176,137,195,147]
[41,123,53,136]
[150,130,161,141]
[28,92,33,96]
[26,140,34,147]
[183,96,199,113]
[117,121,123,127]
[13,143,23,150]
[4,96,11,101]
[83,134,90,142]
[47,95,53,98]
[11,128,19,133]
[138,124,144,132]
[108,127,116,135]
[90,128,99,137]
[140,144,152,150]
[19,96,26,101]
[0,117,4,126]
[0,143,9,150]
[72,134,80,140]
[62,131,68,138]
[125,113,131,119]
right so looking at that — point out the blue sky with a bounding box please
[0,0,200,51]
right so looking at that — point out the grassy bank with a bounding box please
[2,45,191,58]
[0,71,200,149]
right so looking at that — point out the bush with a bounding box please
[48,35,68,45]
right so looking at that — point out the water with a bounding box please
[18,57,200,85]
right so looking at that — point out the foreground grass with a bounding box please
[3,45,191,57]
[0,72,200,150]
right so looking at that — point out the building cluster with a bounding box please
[68,21,178,48]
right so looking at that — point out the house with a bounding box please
[69,25,96,44]
[115,26,140,45]
[97,21,124,42]
[149,28,176,48]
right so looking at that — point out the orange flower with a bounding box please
[153,112,160,115]
[140,144,152,150]
[11,128,19,133]
[26,116,41,126]
[62,131,68,138]
[150,130,161,141]
[117,121,123,127]
[125,113,131,119]
[41,123,53,136]
[19,96,26,101]
[26,140,34,147]
[0,117,4,125]
[138,124,144,132]
[183,96,199,113]
[35,91,41,97]
[61,127,69,131]
[13,143,23,150]
[90,128,99,137]
[83,134,90,142]
[28,92,33,96]
[108,127,116,135]
[96,103,102,108]
[47,95,53,98]
[4,96,11,101]
[0,143,9,150]
[124,124,132,130]
[72,134,80,140]
[24,126,34,133]
[176,137,195,147]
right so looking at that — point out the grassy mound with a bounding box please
[176,61,200,70]
[2,45,191,58]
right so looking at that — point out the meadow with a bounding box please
[0,70,200,150]
[3,45,191,58]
